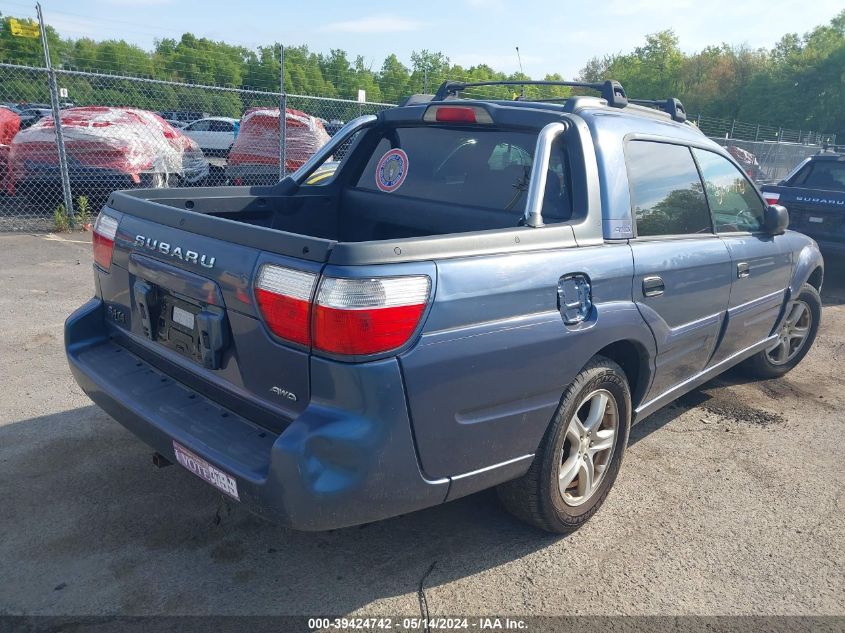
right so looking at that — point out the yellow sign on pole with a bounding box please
[8,18,41,39]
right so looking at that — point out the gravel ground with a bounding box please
[0,232,843,618]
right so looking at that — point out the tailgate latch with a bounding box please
[133,280,158,340]
[196,306,228,370]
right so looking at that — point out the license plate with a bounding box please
[809,216,824,223]
[173,441,239,500]
[172,305,195,329]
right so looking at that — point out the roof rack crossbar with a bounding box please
[628,98,687,123]
[433,79,628,108]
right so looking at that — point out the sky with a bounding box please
[9,0,844,80]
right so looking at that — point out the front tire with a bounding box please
[740,283,821,379]
[497,356,631,533]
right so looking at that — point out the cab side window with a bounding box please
[693,148,766,233]
[626,141,711,237]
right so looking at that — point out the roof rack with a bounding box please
[628,98,687,123]
[433,79,629,108]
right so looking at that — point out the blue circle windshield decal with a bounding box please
[375,148,409,193]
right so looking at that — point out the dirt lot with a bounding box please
[0,232,843,618]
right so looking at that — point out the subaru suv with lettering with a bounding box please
[761,145,845,254]
[65,79,823,533]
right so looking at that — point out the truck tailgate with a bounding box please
[767,186,845,244]
[97,208,327,432]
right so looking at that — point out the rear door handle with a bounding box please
[737,262,750,279]
[642,275,665,297]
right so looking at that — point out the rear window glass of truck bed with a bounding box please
[796,161,845,192]
[354,127,573,221]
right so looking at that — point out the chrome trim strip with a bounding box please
[290,114,378,185]
[450,454,534,481]
[635,334,778,420]
[729,288,785,315]
[523,122,567,228]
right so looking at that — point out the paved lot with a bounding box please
[1,232,843,617]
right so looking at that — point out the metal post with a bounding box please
[36,2,74,224]
[755,124,760,142]
[729,119,736,140]
[279,44,286,181]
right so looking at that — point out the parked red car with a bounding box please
[9,106,209,201]
[226,107,330,186]
[0,106,21,194]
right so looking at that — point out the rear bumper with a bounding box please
[224,164,281,187]
[17,171,140,197]
[65,298,448,530]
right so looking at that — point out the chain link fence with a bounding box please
[0,62,394,231]
[706,138,820,183]
[0,58,836,231]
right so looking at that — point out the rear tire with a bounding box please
[497,356,631,533]
[740,283,821,379]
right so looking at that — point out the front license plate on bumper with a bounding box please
[173,441,239,500]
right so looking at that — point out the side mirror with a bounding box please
[764,204,789,235]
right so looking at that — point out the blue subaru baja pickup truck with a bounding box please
[66,79,822,533]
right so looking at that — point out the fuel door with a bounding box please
[557,273,592,325]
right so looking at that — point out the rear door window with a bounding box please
[626,140,712,237]
[210,120,233,132]
[354,127,572,221]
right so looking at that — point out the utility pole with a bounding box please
[36,2,74,224]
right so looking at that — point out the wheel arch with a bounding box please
[806,266,823,292]
[593,338,652,410]
[790,243,824,296]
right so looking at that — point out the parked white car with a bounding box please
[180,117,238,155]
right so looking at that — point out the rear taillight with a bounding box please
[314,276,430,355]
[254,265,317,346]
[92,212,118,271]
[254,266,431,356]
[763,192,780,205]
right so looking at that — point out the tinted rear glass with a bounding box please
[626,140,711,236]
[801,161,845,192]
[355,127,572,221]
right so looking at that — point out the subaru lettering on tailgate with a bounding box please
[134,235,216,268]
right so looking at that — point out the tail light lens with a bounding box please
[315,276,430,355]
[92,212,118,271]
[254,266,431,356]
[423,105,493,124]
[763,192,780,205]
[254,265,317,346]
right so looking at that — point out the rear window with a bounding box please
[354,127,572,221]
[798,161,845,193]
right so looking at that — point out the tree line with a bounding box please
[0,10,842,137]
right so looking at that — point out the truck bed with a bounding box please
[109,185,578,266]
